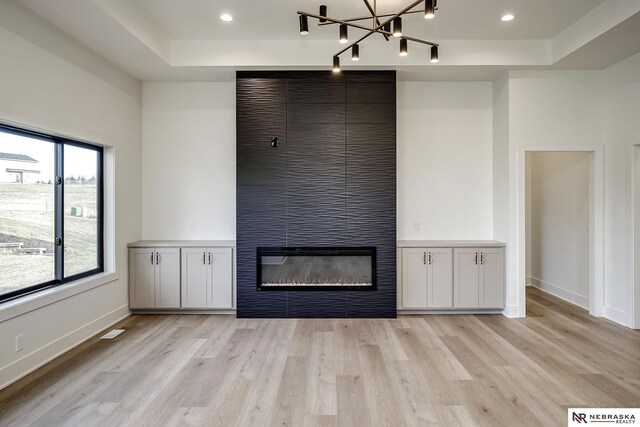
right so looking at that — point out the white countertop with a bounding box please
[129,240,504,248]
[128,240,236,248]
[397,240,506,248]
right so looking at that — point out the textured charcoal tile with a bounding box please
[286,291,348,318]
[236,78,286,104]
[288,103,345,124]
[237,71,396,318]
[345,71,396,84]
[347,83,396,104]
[287,122,346,247]
[347,103,396,124]
[287,74,345,104]
[346,123,396,146]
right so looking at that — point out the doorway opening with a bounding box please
[525,152,592,312]
[516,144,604,319]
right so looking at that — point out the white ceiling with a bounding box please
[14,0,640,82]
[136,0,603,40]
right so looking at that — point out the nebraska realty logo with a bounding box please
[569,408,639,425]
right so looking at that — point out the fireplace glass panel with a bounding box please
[257,247,376,291]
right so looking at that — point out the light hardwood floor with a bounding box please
[1,287,639,426]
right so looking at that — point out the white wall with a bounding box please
[506,71,604,319]
[635,146,640,329]
[492,72,510,247]
[141,81,496,242]
[525,153,532,281]
[527,152,590,308]
[502,68,639,326]
[141,82,235,240]
[603,51,640,328]
[397,82,494,239]
[0,1,141,387]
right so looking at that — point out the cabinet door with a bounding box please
[427,248,453,309]
[402,248,428,308]
[479,248,505,308]
[155,248,181,308]
[181,248,208,308]
[208,247,233,309]
[453,248,479,308]
[129,248,155,309]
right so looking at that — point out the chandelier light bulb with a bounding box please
[352,44,360,61]
[393,17,402,37]
[332,56,341,72]
[299,15,309,35]
[425,0,435,19]
[399,39,408,56]
[339,24,348,44]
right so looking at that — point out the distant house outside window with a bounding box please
[0,124,103,302]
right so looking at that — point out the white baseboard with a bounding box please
[131,309,236,315]
[525,276,532,286]
[398,309,503,315]
[529,277,588,309]
[603,305,630,327]
[0,304,130,390]
[503,304,522,318]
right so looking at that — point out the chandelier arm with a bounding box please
[398,34,438,47]
[298,11,438,48]
[361,0,389,41]
[317,9,424,26]
[299,12,389,34]
[332,0,429,57]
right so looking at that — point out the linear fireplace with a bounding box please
[257,247,376,291]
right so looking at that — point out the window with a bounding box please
[0,124,103,302]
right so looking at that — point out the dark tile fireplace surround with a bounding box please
[236,71,396,318]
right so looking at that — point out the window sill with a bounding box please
[0,272,119,323]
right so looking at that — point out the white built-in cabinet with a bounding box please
[128,241,234,311]
[477,248,505,308]
[402,248,453,309]
[129,247,181,309]
[400,241,505,311]
[181,247,233,309]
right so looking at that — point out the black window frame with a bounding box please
[0,123,104,303]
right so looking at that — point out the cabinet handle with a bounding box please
[428,252,433,265]
[480,252,485,265]
[208,253,213,265]
[149,253,154,264]
[156,252,160,264]
[202,252,206,265]
[423,252,427,265]
[475,252,478,265]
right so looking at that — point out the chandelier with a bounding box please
[297,0,439,72]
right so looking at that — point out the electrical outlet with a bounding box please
[414,221,422,232]
[15,334,24,352]
[190,220,197,231]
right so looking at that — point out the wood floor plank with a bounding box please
[389,360,441,426]
[336,375,372,427]
[269,356,309,427]
[1,288,639,426]
[358,344,405,426]
[307,331,337,416]
[436,405,478,427]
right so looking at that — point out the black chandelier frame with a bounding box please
[297,0,440,68]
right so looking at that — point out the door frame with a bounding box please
[630,143,640,328]
[516,144,604,318]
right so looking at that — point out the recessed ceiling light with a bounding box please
[220,14,233,22]
[501,14,514,22]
